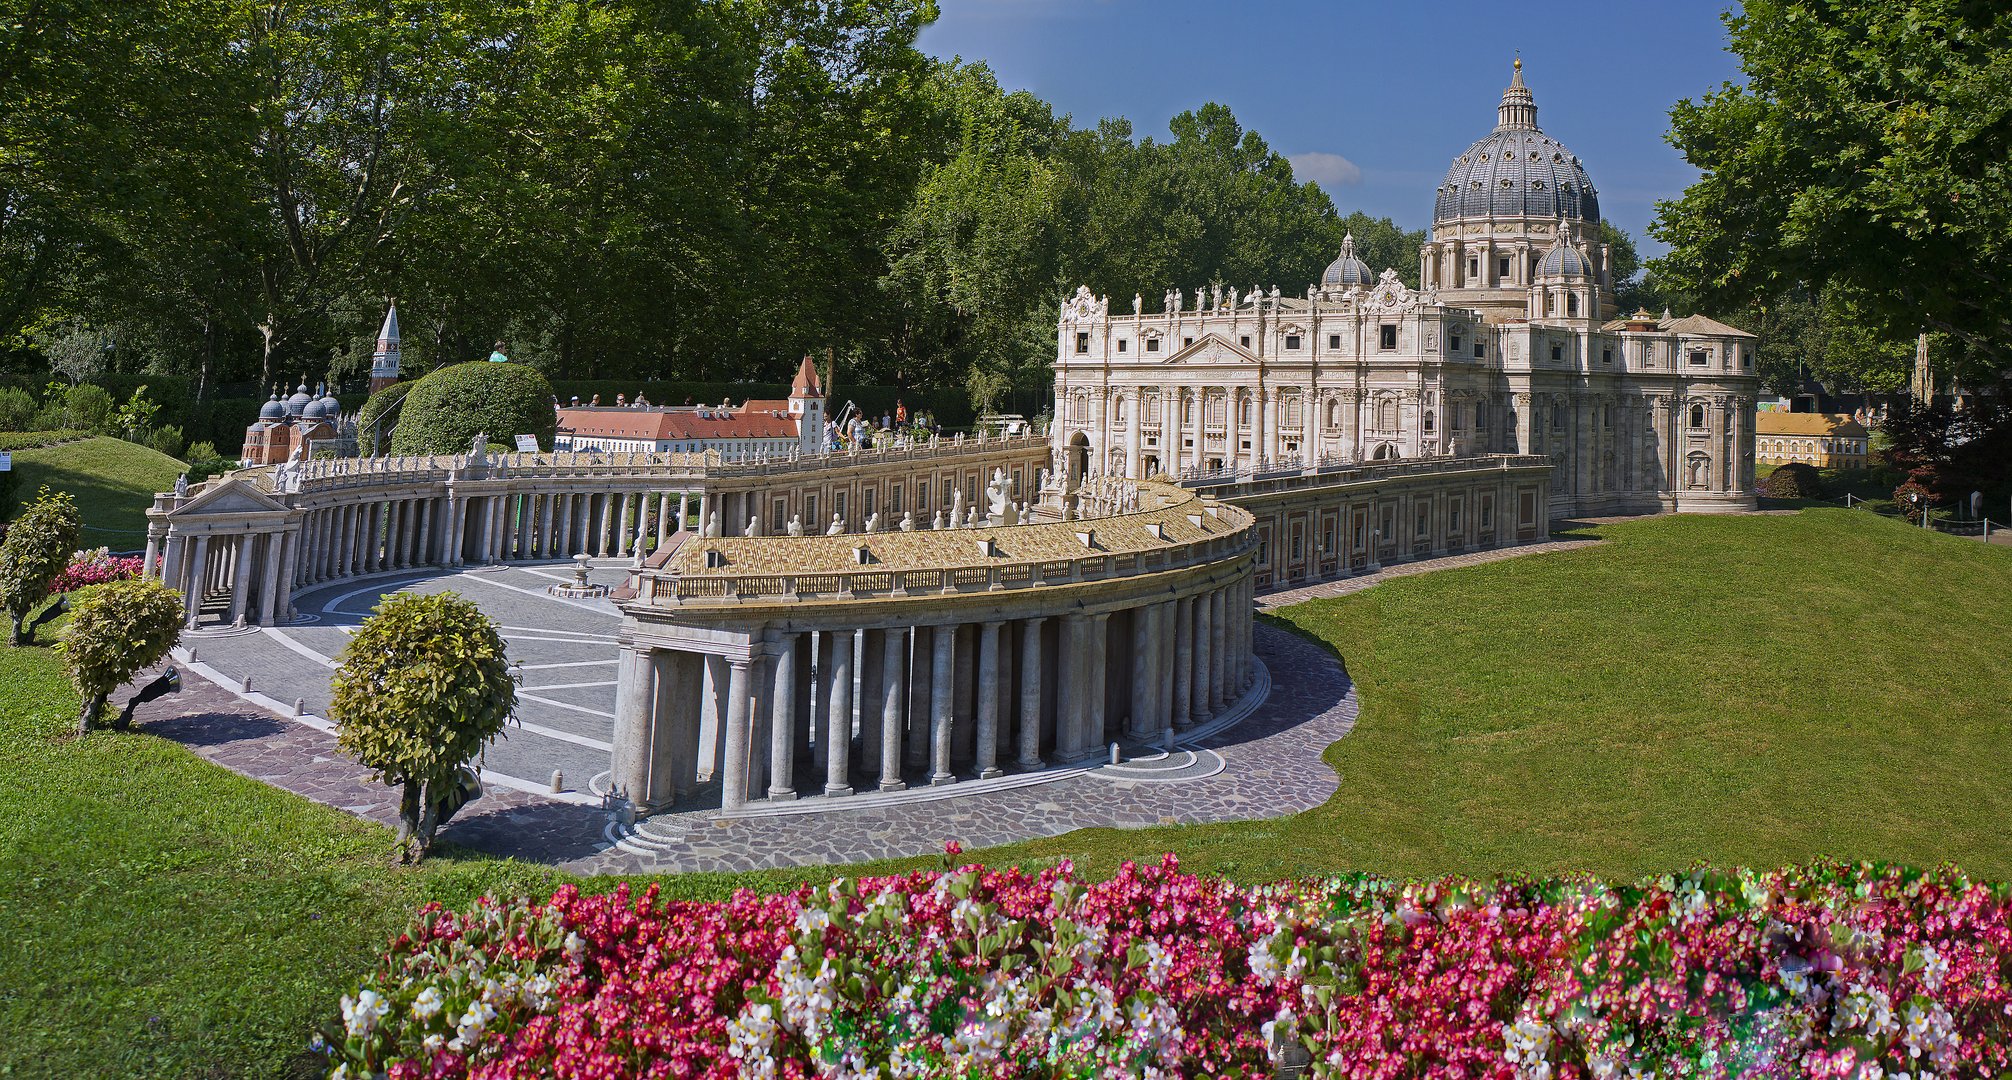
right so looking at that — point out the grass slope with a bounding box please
[947,509,2012,883]
[11,436,187,550]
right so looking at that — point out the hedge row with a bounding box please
[0,429,95,452]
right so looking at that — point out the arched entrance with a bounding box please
[1065,431,1091,490]
[1372,442,1400,461]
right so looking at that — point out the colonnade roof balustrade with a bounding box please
[633,481,1254,608]
[218,432,1051,499]
[1182,452,1552,496]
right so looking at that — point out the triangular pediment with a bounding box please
[170,474,290,517]
[1161,332,1260,366]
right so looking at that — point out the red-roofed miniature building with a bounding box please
[554,358,827,458]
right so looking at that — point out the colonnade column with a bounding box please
[1173,595,1194,728]
[928,625,957,785]
[767,631,798,801]
[1055,613,1086,760]
[824,629,854,796]
[184,535,211,627]
[1016,616,1045,768]
[613,645,656,802]
[720,659,753,810]
[1209,587,1228,713]
[974,621,1003,779]
[1127,609,1154,739]
[878,626,908,791]
[258,528,286,624]
[1086,613,1109,752]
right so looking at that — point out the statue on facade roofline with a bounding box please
[787,514,804,536]
[865,511,881,534]
[705,510,719,537]
[931,510,945,530]
[827,513,845,536]
[746,515,760,537]
[173,474,189,498]
[900,511,915,532]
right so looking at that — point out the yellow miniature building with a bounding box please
[1755,412,1869,469]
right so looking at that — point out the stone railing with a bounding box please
[1183,453,1548,494]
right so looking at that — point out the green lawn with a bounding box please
[947,509,2012,883]
[0,640,825,1077]
[10,436,188,550]
[4,506,2010,1074]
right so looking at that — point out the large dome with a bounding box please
[1432,62,1600,225]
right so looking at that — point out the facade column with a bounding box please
[928,624,957,785]
[444,497,465,567]
[656,492,672,548]
[1173,595,1194,728]
[767,632,798,801]
[824,628,854,796]
[677,491,690,533]
[905,625,932,769]
[975,620,1003,778]
[416,499,435,566]
[1016,616,1045,768]
[1209,587,1228,712]
[160,532,186,593]
[720,659,753,809]
[878,626,908,791]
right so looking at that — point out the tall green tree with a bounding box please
[1651,0,2012,370]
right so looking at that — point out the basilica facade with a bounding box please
[1053,61,1757,516]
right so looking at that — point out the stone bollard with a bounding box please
[294,698,305,716]
[242,674,252,694]
[551,769,564,794]
[188,647,198,665]
[1109,741,1121,766]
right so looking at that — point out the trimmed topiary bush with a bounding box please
[330,591,516,862]
[57,575,182,734]
[1759,461,1822,499]
[389,363,555,456]
[355,380,411,456]
[1896,479,1935,525]
[1,487,83,644]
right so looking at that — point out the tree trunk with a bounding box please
[77,694,107,736]
[396,779,421,862]
[260,320,280,393]
[11,611,28,647]
[412,778,444,862]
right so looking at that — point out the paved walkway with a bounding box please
[121,622,1355,874]
[1255,535,1602,611]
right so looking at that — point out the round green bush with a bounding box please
[388,363,555,456]
[1759,462,1823,499]
[356,380,411,455]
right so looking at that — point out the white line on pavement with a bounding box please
[517,691,617,720]
[263,628,339,669]
[518,659,619,670]
[509,719,613,751]
[524,680,618,692]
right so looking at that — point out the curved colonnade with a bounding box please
[142,434,1050,630]
[607,481,1258,812]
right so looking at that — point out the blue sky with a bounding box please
[916,1,1745,259]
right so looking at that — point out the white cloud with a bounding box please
[1288,151,1363,187]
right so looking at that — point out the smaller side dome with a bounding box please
[258,392,285,422]
[285,380,313,417]
[1321,233,1374,288]
[1536,243,1590,279]
[317,385,342,419]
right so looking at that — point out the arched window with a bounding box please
[1071,394,1088,423]
[1325,399,1339,428]
[1567,294,1579,316]
[1423,410,1436,434]
[1238,398,1252,426]
[1689,403,1706,429]
[1376,398,1397,430]
[1181,396,1193,424]
[1113,395,1127,424]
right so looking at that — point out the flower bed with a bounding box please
[50,547,145,594]
[323,855,2011,1078]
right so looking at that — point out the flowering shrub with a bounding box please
[324,857,2012,1078]
[50,547,144,594]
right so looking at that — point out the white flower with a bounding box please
[450,1000,497,1052]
[341,989,389,1039]
[422,1033,445,1054]
[410,985,444,1021]
[794,906,832,935]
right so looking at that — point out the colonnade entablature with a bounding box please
[607,482,1261,814]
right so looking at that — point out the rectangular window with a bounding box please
[1498,256,1511,280]
[1602,347,1613,364]
[1450,334,1462,354]
[1551,343,1564,361]
[1379,325,1397,350]
[1146,338,1159,352]
[1468,257,1480,279]
[1075,331,1089,355]
[915,482,927,510]
[864,488,875,517]
[890,485,902,514]
[1183,336,1193,347]
[1328,334,1341,349]
[834,492,846,521]
[1239,335,1251,348]
[1116,339,1127,352]
[1285,334,1301,350]
[1473,341,1485,358]
[1689,349,1709,366]
[1480,497,1493,529]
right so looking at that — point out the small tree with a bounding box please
[57,577,182,734]
[330,591,515,862]
[1895,480,1935,526]
[1,488,83,644]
